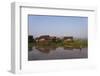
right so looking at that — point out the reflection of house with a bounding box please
[36,47,50,53]
[35,45,57,53]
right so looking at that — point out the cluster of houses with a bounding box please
[28,35,73,45]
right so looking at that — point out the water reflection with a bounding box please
[28,43,88,60]
[35,45,56,53]
[28,47,87,60]
[28,47,33,51]
[29,45,82,53]
[64,47,73,50]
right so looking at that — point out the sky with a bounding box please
[28,15,88,39]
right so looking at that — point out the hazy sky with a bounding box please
[28,15,88,39]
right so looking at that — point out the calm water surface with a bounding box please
[28,47,88,60]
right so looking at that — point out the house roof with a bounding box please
[39,35,50,40]
[63,36,73,39]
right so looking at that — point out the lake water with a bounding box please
[28,47,88,60]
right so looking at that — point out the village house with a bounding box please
[35,35,51,45]
[35,35,57,42]
[34,35,74,45]
[63,36,73,43]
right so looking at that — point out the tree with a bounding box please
[28,35,33,43]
